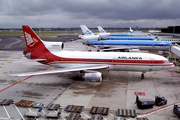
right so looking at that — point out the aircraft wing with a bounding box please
[11,59,47,63]
[10,65,109,76]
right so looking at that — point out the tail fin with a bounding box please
[22,25,48,59]
[22,25,43,49]
[97,26,106,33]
[129,27,133,33]
[80,25,94,35]
[22,25,64,60]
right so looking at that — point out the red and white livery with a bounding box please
[12,25,174,81]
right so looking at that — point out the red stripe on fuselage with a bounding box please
[41,55,172,67]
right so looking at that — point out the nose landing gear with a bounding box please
[141,72,146,79]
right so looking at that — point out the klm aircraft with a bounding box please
[83,40,171,52]
[97,26,134,36]
[100,36,159,40]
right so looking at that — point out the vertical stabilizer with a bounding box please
[22,25,43,49]
[22,25,48,59]
[97,26,106,33]
[80,25,94,35]
[129,27,133,33]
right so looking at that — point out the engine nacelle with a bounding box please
[42,41,64,52]
[128,49,140,52]
[97,45,109,49]
[25,52,31,59]
[82,71,102,82]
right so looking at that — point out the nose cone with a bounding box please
[162,62,175,70]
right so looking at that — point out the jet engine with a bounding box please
[23,41,64,59]
[42,41,64,52]
[128,49,140,52]
[24,52,31,59]
[81,71,102,82]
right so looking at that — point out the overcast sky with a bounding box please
[0,0,180,28]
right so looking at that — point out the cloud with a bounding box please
[0,0,180,28]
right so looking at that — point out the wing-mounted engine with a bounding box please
[42,41,64,52]
[80,70,102,82]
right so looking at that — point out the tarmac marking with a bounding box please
[103,117,107,120]
[3,105,10,119]
[5,38,21,48]
[154,72,180,77]
[0,51,17,71]
[109,113,114,117]
[28,108,31,111]
[14,104,25,120]
[42,110,46,114]
[83,45,89,51]
[82,112,90,118]
[20,42,25,47]
[0,77,73,83]
[0,76,34,92]
[0,66,52,92]
[60,115,66,120]
[134,92,145,96]
[137,101,180,116]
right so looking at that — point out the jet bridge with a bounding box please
[169,44,180,72]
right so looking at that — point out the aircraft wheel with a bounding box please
[141,74,144,79]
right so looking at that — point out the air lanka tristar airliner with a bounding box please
[11,25,174,80]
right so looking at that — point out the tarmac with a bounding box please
[0,34,180,119]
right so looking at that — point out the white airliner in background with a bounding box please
[129,27,133,33]
[79,25,111,41]
[11,25,174,80]
[97,26,111,36]
[97,26,134,36]
[79,25,100,41]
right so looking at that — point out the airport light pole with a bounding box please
[38,20,41,36]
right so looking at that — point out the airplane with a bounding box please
[130,27,143,33]
[97,26,134,36]
[83,40,172,52]
[97,27,160,40]
[100,36,159,40]
[79,25,110,41]
[80,25,160,41]
[78,25,99,41]
[129,27,133,33]
[11,25,174,80]
[96,26,111,36]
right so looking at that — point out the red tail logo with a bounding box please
[22,25,42,49]
[22,25,46,58]
[24,32,38,47]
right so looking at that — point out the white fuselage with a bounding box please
[47,50,174,72]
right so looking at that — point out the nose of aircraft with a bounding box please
[162,62,175,70]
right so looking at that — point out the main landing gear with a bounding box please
[141,72,146,79]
